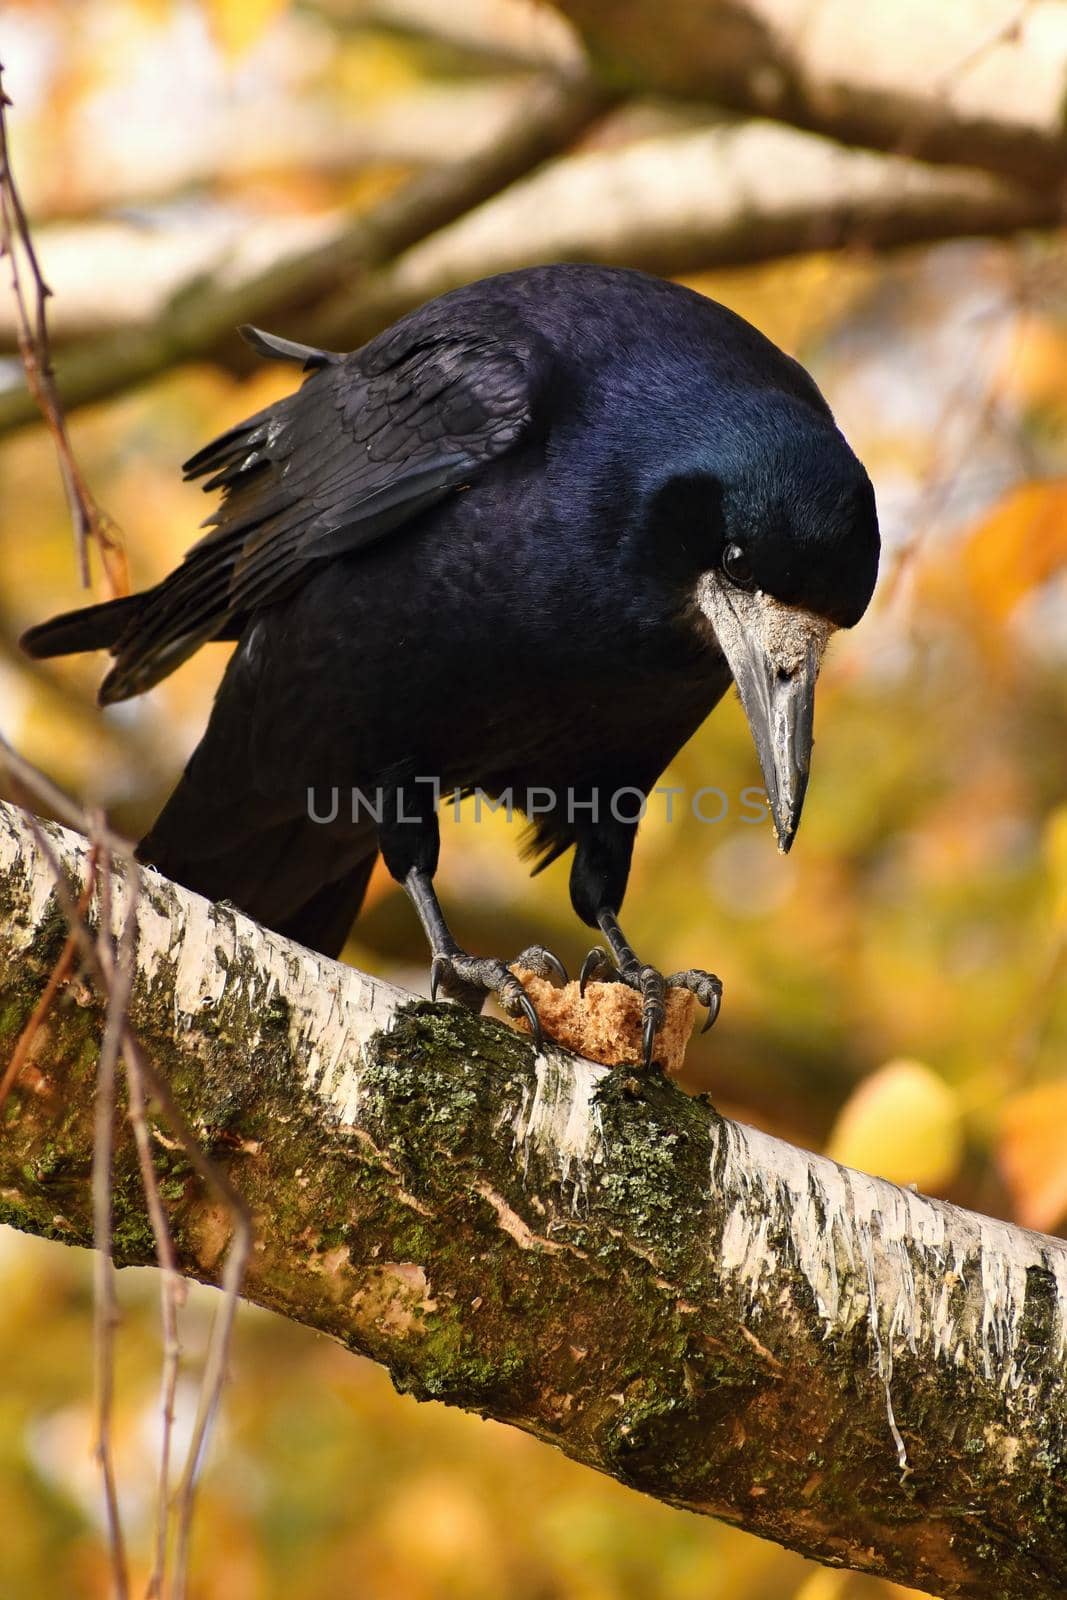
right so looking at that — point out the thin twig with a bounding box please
[97,846,185,1600]
[840,0,1045,269]
[0,61,127,591]
[91,832,134,1600]
[126,1034,252,1600]
[112,860,184,1600]
[0,840,98,1113]
[0,732,133,857]
[125,1042,185,1600]
[881,273,1029,605]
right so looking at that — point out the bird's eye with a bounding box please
[722,543,754,588]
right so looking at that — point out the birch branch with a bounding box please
[0,797,1064,1599]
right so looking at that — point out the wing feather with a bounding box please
[99,310,551,702]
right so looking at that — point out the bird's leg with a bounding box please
[403,867,566,1048]
[580,908,723,1069]
[379,787,565,1040]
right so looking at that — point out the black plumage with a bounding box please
[22,265,880,1060]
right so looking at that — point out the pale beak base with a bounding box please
[696,573,832,851]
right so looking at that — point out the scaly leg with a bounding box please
[404,867,566,1049]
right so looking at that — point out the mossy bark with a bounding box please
[1,800,1065,1599]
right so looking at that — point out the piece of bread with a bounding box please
[508,968,698,1075]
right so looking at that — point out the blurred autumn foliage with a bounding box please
[0,1,1065,1598]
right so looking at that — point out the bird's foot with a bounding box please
[578,946,722,1068]
[429,944,567,1049]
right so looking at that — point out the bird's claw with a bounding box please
[429,952,482,1012]
[667,968,724,1034]
[514,944,568,986]
[509,983,544,1050]
[579,945,615,996]
[578,949,723,1066]
[642,1009,658,1071]
[634,964,667,1070]
[428,949,553,1049]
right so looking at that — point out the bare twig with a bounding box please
[0,839,97,1113]
[841,1,1053,266]
[0,733,133,857]
[91,833,134,1599]
[125,1043,184,1600]
[882,269,1030,603]
[0,736,250,1600]
[127,1034,252,1600]
[0,63,127,593]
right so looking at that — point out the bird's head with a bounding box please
[647,400,880,851]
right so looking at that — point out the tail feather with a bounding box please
[20,592,144,660]
[271,856,379,957]
[138,777,379,959]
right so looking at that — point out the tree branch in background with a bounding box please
[362,0,586,75]
[0,107,1057,438]
[554,0,1067,191]
[0,65,127,592]
[0,71,610,437]
[1,796,1064,1600]
[307,116,1058,351]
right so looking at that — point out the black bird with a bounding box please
[22,265,879,1063]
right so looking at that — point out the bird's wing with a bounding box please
[100,309,552,701]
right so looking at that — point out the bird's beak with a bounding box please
[696,573,833,852]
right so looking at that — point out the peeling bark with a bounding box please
[0,799,1064,1598]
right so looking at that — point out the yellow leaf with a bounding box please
[794,1572,849,1600]
[997,1082,1067,1232]
[998,313,1067,413]
[1046,805,1067,930]
[826,1060,963,1191]
[205,0,289,57]
[961,480,1067,622]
